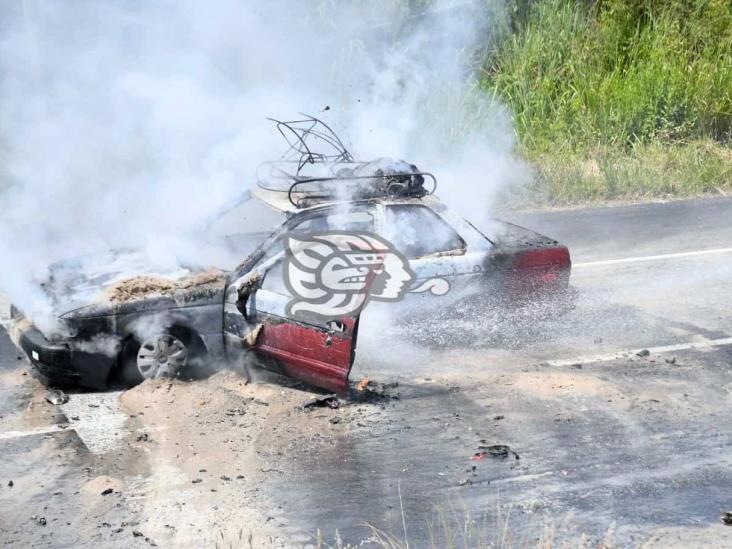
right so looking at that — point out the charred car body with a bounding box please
[9,116,572,393]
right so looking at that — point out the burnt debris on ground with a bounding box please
[44,389,69,405]
[471,443,520,461]
[301,394,340,410]
[349,379,400,403]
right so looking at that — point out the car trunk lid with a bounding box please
[487,222,571,297]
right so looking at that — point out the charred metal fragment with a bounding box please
[302,394,340,410]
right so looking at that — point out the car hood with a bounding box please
[43,248,227,317]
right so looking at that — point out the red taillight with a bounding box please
[506,246,571,297]
[514,247,571,270]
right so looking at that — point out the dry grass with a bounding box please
[314,499,619,549]
[521,140,732,205]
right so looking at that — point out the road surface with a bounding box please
[1,197,731,547]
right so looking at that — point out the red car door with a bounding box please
[225,207,376,393]
[226,265,361,394]
[254,315,358,393]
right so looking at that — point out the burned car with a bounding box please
[9,116,572,393]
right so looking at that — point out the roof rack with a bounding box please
[258,114,438,209]
[286,171,437,208]
[266,114,353,174]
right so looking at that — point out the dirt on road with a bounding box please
[3,342,732,547]
[1,365,403,547]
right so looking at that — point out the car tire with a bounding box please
[117,327,207,387]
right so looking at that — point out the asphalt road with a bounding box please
[1,196,732,547]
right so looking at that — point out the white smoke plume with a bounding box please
[0,0,527,335]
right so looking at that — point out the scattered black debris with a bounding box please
[44,389,68,405]
[136,433,151,442]
[70,416,80,421]
[472,444,520,461]
[225,408,246,417]
[31,515,46,526]
[198,469,207,473]
[191,478,202,484]
[329,416,341,424]
[722,512,732,525]
[88,403,100,408]
[132,530,144,537]
[101,488,114,496]
[236,475,245,480]
[303,394,340,410]
[665,357,677,364]
[220,475,231,481]
[493,415,505,421]
[636,349,650,357]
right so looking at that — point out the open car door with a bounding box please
[225,261,359,394]
[224,207,376,394]
[254,313,358,394]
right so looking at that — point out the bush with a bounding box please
[483,0,732,202]
[487,0,732,151]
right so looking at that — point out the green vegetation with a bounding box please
[484,0,732,203]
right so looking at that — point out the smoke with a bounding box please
[0,0,527,335]
[70,334,122,359]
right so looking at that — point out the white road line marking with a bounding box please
[574,247,732,268]
[492,471,554,484]
[0,424,70,441]
[59,391,126,454]
[547,337,732,367]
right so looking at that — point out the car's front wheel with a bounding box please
[136,333,189,379]
[118,327,206,387]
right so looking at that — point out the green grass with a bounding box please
[483,0,732,204]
